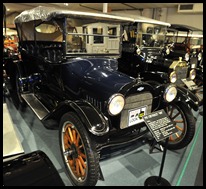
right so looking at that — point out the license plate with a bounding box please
[128,106,147,127]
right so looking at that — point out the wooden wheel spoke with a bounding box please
[169,135,174,141]
[79,151,86,159]
[174,120,184,123]
[75,159,80,176]
[67,159,74,166]
[171,112,180,120]
[78,155,87,169]
[78,145,83,149]
[72,129,77,145]
[68,127,74,142]
[64,133,71,149]
[175,125,184,132]
[77,158,85,176]
[76,133,80,146]
[175,132,180,138]
[65,131,72,145]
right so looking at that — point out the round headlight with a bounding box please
[108,93,125,116]
[166,47,170,55]
[189,69,196,80]
[136,48,141,55]
[198,53,202,61]
[169,71,177,83]
[185,53,190,61]
[164,85,177,102]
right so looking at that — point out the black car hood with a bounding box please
[62,57,134,100]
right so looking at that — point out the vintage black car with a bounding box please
[8,6,197,186]
[164,24,203,61]
[115,16,201,107]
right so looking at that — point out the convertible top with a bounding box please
[169,24,202,32]
[110,12,171,26]
[14,6,134,24]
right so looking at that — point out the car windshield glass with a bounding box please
[138,23,166,47]
[66,18,120,54]
[166,30,203,48]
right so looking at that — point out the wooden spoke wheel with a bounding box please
[59,112,99,186]
[163,102,196,150]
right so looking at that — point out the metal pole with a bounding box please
[157,137,169,184]
[103,3,108,13]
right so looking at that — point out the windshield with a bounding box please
[139,23,166,47]
[165,30,203,48]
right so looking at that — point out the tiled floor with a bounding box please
[3,96,203,186]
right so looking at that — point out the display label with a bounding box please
[143,109,178,142]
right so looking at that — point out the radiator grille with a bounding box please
[120,92,153,129]
[175,66,188,85]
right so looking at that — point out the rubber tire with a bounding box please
[163,102,196,150]
[9,67,26,109]
[59,112,100,186]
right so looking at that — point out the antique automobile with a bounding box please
[164,24,203,61]
[114,15,201,108]
[9,6,197,186]
[164,24,203,105]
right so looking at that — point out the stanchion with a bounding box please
[144,138,171,186]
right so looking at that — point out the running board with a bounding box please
[21,93,50,120]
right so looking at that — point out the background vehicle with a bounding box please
[164,24,203,61]
[164,24,203,105]
[113,14,201,108]
[9,6,197,186]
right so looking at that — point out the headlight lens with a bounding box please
[136,48,141,55]
[185,53,190,61]
[164,85,177,102]
[169,71,177,83]
[198,53,202,61]
[166,47,170,55]
[108,93,125,116]
[189,69,196,80]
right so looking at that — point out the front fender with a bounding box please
[45,100,109,136]
[175,85,199,111]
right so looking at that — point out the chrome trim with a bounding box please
[120,92,153,129]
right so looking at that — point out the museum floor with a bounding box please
[3,95,203,186]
